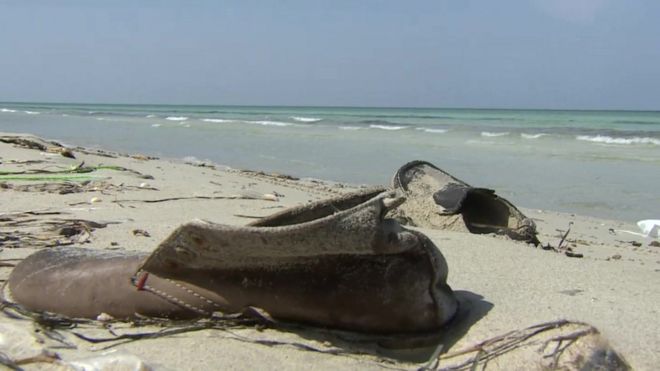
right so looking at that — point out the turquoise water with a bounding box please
[1,102,659,222]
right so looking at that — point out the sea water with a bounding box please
[1,103,658,222]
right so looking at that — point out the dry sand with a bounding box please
[0,132,658,370]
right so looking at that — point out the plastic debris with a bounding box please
[637,220,660,238]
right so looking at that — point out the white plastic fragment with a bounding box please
[262,193,279,201]
[0,323,46,361]
[637,219,660,238]
[69,351,155,371]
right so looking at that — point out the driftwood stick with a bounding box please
[112,195,276,204]
[233,214,267,219]
[557,222,574,250]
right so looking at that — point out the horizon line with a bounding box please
[1,100,659,113]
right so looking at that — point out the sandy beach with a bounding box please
[1,132,658,370]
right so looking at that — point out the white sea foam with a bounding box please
[466,139,496,145]
[146,114,157,118]
[182,156,202,164]
[481,131,510,137]
[0,108,17,113]
[290,116,322,123]
[417,128,448,134]
[247,120,293,127]
[165,116,188,121]
[369,124,407,131]
[339,126,362,131]
[151,123,161,127]
[202,118,234,123]
[576,135,660,145]
[24,111,40,115]
[521,133,548,139]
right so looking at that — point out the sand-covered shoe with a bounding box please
[7,188,457,334]
[390,160,539,244]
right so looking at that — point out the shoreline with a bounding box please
[1,132,658,369]
[2,104,658,223]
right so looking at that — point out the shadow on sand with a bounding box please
[279,290,493,364]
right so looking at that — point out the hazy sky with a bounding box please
[1,0,659,109]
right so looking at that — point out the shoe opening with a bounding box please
[460,189,513,233]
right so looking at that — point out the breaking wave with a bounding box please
[576,135,660,145]
[481,131,510,137]
[146,114,157,118]
[24,111,40,115]
[417,128,448,134]
[0,108,17,113]
[339,126,362,131]
[290,116,322,123]
[521,133,548,139]
[151,123,161,127]
[369,124,407,131]
[247,120,293,127]
[165,116,188,121]
[202,118,234,123]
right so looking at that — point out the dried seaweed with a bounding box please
[426,319,620,370]
[0,291,629,371]
[0,161,153,181]
[0,160,46,165]
[1,180,157,195]
[0,212,112,248]
[0,137,50,151]
[0,352,21,371]
[0,174,96,182]
[0,162,91,176]
[95,165,154,180]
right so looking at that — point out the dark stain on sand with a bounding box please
[559,289,584,296]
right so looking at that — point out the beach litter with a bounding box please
[390,160,540,245]
[132,229,151,237]
[616,219,660,239]
[5,189,457,337]
[637,219,659,238]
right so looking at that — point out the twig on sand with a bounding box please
[0,159,46,165]
[540,222,583,258]
[0,210,63,219]
[557,222,574,251]
[432,319,599,370]
[112,194,279,205]
[0,350,62,370]
[233,214,267,219]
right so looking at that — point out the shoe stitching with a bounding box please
[133,270,222,314]
[140,282,210,316]
[165,278,223,308]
